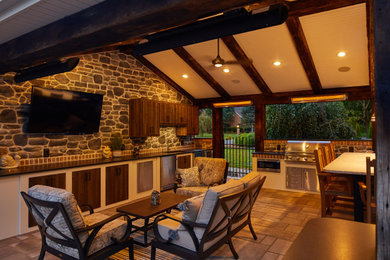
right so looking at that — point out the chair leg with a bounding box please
[227,238,239,259]
[38,247,45,260]
[129,241,134,260]
[248,220,257,240]
[151,245,156,260]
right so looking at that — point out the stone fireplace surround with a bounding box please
[0,50,192,165]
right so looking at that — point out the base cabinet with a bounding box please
[177,153,193,169]
[72,168,101,209]
[106,164,129,205]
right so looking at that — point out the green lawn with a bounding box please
[224,148,254,169]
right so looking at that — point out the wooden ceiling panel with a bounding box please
[234,24,312,93]
[145,50,220,99]
[299,3,369,88]
[183,39,262,96]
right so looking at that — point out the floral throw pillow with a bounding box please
[177,167,201,187]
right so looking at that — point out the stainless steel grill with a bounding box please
[285,140,330,164]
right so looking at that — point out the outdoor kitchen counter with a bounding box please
[0,148,211,178]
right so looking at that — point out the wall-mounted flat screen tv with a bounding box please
[26,86,103,134]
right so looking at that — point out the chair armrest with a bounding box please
[78,213,132,255]
[153,213,202,250]
[78,204,94,214]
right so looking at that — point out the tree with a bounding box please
[266,101,365,140]
[241,106,255,131]
[222,107,235,131]
[198,109,212,136]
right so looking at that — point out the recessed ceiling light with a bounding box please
[223,68,230,73]
[337,51,346,57]
[273,61,281,66]
[182,74,188,78]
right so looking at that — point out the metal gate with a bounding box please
[224,135,255,177]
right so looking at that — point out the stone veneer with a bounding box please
[0,50,191,162]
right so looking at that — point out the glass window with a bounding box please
[266,100,372,140]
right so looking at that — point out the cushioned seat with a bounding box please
[22,185,133,260]
[152,176,266,259]
[175,157,228,197]
[176,186,209,197]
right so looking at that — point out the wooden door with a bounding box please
[106,164,129,205]
[159,102,175,126]
[72,168,101,209]
[28,173,66,227]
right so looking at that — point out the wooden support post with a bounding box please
[254,101,266,152]
[373,0,390,258]
[212,107,224,158]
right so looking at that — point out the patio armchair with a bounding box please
[151,171,266,260]
[21,185,134,260]
[174,157,228,197]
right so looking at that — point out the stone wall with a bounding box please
[0,50,190,161]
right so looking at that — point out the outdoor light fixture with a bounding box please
[213,100,252,108]
[14,58,79,83]
[291,94,347,103]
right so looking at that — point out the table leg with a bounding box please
[353,176,364,222]
[144,218,149,245]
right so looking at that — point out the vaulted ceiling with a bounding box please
[0,0,372,104]
[142,3,370,101]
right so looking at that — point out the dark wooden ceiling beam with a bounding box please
[286,0,365,17]
[173,47,230,98]
[222,35,272,95]
[0,0,262,74]
[197,85,371,107]
[286,16,322,93]
[134,56,196,103]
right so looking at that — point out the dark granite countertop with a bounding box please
[0,148,211,178]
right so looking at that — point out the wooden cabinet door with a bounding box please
[28,173,66,227]
[144,99,159,136]
[160,101,177,126]
[72,168,101,209]
[129,98,160,137]
[177,154,192,169]
[106,164,129,205]
[177,104,188,125]
[187,105,199,135]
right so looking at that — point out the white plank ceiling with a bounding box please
[142,3,369,98]
[300,4,369,89]
[0,0,104,44]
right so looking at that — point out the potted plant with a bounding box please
[110,132,123,157]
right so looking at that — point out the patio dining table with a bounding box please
[323,152,375,222]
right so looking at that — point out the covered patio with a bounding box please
[0,0,389,259]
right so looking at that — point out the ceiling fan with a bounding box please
[211,38,252,68]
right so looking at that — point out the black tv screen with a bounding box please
[27,87,103,134]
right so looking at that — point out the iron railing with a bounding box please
[224,135,255,178]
